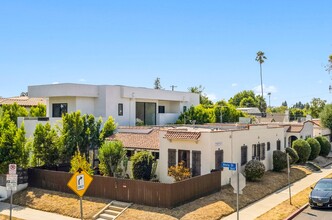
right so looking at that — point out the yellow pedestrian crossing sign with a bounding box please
[67,169,93,197]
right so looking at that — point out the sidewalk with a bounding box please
[222,164,332,220]
[0,202,79,220]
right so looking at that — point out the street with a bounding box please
[293,206,332,220]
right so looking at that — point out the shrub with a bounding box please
[98,141,126,177]
[306,138,321,160]
[244,160,265,181]
[285,147,299,164]
[131,151,154,180]
[168,161,191,182]
[315,136,331,157]
[292,139,311,164]
[70,151,93,175]
[273,150,287,171]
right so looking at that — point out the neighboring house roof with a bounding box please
[164,130,201,140]
[108,127,160,150]
[237,107,261,114]
[287,125,303,133]
[0,96,46,107]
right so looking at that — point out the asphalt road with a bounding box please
[293,206,332,220]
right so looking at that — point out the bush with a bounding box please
[315,136,331,157]
[285,147,299,164]
[168,161,191,182]
[98,141,126,177]
[69,151,93,175]
[131,151,154,180]
[292,139,311,164]
[273,150,287,171]
[244,160,265,181]
[306,138,321,160]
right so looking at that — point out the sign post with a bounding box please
[67,169,93,220]
[222,162,246,220]
[287,153,292,205]
[6,164,17,220]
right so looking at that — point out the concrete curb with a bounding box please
[284,203,309,220]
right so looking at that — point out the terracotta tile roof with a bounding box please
[164,130,201,140]
[108,128,159,150]
[0,97,46,107]
[287,125,303,133]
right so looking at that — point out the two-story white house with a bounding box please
[27,83,199,126]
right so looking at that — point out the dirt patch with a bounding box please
[8,188,110,220]
[0,215,22,220]
[117,166,310,220]
[257,172,332,220]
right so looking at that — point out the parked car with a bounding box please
[309,178,332,208]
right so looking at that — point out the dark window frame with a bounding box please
[215,149,224,170]
[241,145,248,166]
[267,142,271,151]
[261,143,266,160]
[277,140,281,151]
[168,149,176,168]
[252,144,257,160]
[158,105,165,113]
[183,106,187,112]
[52,103,68,117]
[178,150,190,168]
[192,150,201,177]
[118,103,123,116]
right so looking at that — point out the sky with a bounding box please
[1,1,332,107]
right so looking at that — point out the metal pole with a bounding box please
[287,153,292,205]
[237,162,239,220]
[10,189,12,220]
[80,197,83,220]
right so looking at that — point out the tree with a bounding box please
[1,103,28,125]
[32,123,59,167]
[306,138,321,160]
[292,139,311,163]
[0,113,28,173]
[281,101,288,107]
[98,141,126,177]
[326,54,332,73]
[320,104,332,132]
[229,90,256,107]
[100,116,117,141]
[154,77,163,89]
[255,51,267,114]
[188,85,213,105]
[131,151,154,180]
[308,98,326,118]
[29,103,46,117]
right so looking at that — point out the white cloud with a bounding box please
[253,84,277,95]
[79,78,86,82]
[52,82,59,84]
[231,83,238,87]
[206,93,217,101]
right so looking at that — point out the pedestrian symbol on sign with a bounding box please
[77,174,84,191]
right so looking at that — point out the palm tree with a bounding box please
[255,51,267,114]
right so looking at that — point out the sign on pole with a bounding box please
[67,169,93,220]
[8,164,17,175]
[6,174,18,191]
[231,173,246,194]
[67,170,93,197]
[221,162,237,171]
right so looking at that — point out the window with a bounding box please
[52,103,67,117]
[178,150,190,168]
[267,142,271,151]
[158,106,165,113]
[168,149,176,168]
[241,145,248,166]
[257,143,261,160]
[183,106,187,112]
[261,143,266,160]
[118,103,123,116]
[192,151,201,177]
[152,152,159,160]
[277,140,281,151]
[136,102,156,125]
[252,144,257,160]
[215,150,224,170]
[126,150,134,159]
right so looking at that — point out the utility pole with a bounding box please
[267,92,271,107]
[170,85,177,91]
